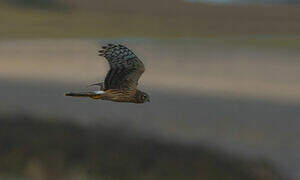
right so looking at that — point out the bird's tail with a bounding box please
[65,91,104,99]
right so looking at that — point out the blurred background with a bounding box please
[1,0,300,179]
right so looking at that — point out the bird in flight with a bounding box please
[65,44,150,104]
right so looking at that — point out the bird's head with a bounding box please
[137,91,150,103]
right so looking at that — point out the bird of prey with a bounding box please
[65,44,150,104]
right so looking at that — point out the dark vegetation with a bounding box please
[0,114,285,180]
[3,0,63,9]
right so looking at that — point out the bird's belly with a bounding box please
[99,90,136,103]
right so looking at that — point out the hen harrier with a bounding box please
[65,44,150,104]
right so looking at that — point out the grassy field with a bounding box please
[1,0,300,38]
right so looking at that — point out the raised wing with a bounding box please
[99,44,145,90]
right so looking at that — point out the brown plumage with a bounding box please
[65,44,150,104]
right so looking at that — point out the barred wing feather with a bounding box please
[99,44,145,90]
